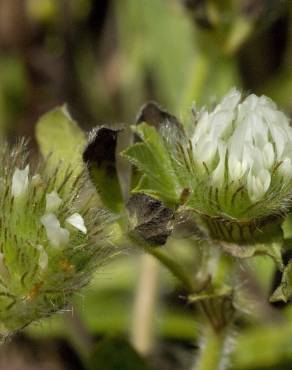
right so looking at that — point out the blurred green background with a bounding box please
[1,0,292,369]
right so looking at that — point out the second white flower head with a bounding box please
[192,89,292,202]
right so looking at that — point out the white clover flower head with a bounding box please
[192,89,292,202]
[187,89,292,242]
[0,141,116,340]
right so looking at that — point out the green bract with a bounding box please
[0,140,115,340]
[123,90,292,244]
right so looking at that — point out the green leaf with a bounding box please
[87,337,149,370]
[83,127,124,213]
[115,0,195,113]
[220,241,283,270]
[270,261,292,303]
[122,123,180,204]
[36,105,86,178]
[232,320,292,369]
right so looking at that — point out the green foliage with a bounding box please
[36,106,86,180]
[232,313,292,369]
[270,261,292,303]
[0,56,28,135]
[87,337,149,370]
[122,123,181,204]
[116,0,195,114]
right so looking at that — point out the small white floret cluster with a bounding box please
[0,142,114,338]
[192,89,292,202]
[12,166,87,255]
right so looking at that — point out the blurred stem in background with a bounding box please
[131,231,235,369]
[131,254,160,355]
[64,307,94,360]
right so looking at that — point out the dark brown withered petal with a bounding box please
[127,193,174,246]
[83,126,120,167]
[83,126,124,212]
[136,101,183,131]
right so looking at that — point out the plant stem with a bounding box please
[193,326,229,370]
[130,253,160,355]
[147,247,195,292]
[129,234,195,292]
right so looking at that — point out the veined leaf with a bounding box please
[122,123,181,204]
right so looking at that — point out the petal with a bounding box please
[228,155,248,180]
[46,191,62,212]
[195,135,217,165]
[66,213,87,234]
[262,142,274,169]
[247,169,271,202]
[12,165,29,197]
[212,143,226,185]
[279,158,292,178]
[218,88,241,111]
[41,213,69,247]
[259,169,271,193]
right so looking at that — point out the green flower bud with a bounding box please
[123,89,292,245]
[0,140,116,340]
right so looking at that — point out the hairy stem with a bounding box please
[193,326,230,370]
